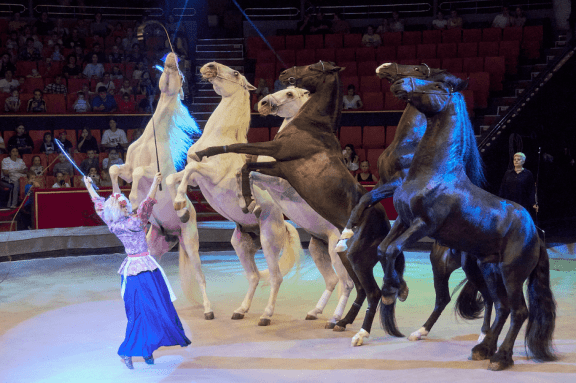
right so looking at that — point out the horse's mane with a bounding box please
[451,92,486,187]
[169,99,202,172]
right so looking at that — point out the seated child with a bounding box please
[30,155,44,176]
[4,89,21,112]
[88,166,100,187]
[73,92,90,113]
[80,149,100,174]
[52,171,70,188]
[102,148,124,170]
[117,94,135,113]
[100,168,112,187]
[355,160,379,183]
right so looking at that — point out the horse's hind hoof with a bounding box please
[381,294,396,305]
[325,322,336,330]
[258,318,271,326]
[470,344,494,361]
[204,312,215,320]
[179,209,190,223]
[487,359,513,371]
[398,282,409,302]
[333,325,346,332]
[231,313,245,320]
[305,315,317,320]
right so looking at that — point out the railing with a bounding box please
[438,0,553,14]
[172,8,197,17]
[0,3,26,15]
[244,7,300,19]
[33,5,163,19]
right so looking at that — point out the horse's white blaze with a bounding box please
[351,328,370,347]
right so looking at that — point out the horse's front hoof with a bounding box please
[381,294,396,305]
[398,282,409,302]
[487,359,513,371]
[305,315,317,320]
[470,344,494,361]
[231,313,245,320]
[333,325,346,332]
[258,318,271,326]
[325,322,336,329]
[204,312,215,320]
[178,208,190,223]
[190,152,201,162]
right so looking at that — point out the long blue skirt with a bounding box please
[118,269,191,357]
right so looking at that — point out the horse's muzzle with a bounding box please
[258,101,275,116]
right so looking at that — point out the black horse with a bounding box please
[193,61,408,344]
[378,76,556,370]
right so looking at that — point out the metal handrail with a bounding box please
[439,0,553,14]
[0,3,26,15]
[479,44,576,152]
[245,7,300,18]
[311,3,432,17]
[33,5,163,18]
[172,8,196,17]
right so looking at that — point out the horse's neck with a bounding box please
[297,74,342,133]
[278,115,295,133]
[389,104,427,155]
[197,92,250,145]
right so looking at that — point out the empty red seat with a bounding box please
[247,128,270,143]
[462,28,482,43]
[384,92,407,111]
[442,28,462,43]
[403,31,422,45]
[457,42,478,58]
[422,58,441,69]
[340,76,360,91]
[385,125,397,146]
[467,71,490,108]
[22,78,45,94]
[257,50,276,64]
[356,47,376,62]
[502,27,523,41]
[366,148,384,174]
[340,62,358,77]
[436,43,457,59]
[44,94,66,114]
[339,126,362,149]
[362,126,386,149]
[359,76,381,92]
[267,35,285,50]
[15,61,38,77]
[521,40,541,59]
[484,56,506,91]
[417,44,436,59]
[498,40,520,74]
[398,59,420,66]
[462,57,484,73]
[247,37,266,59]
[255,63,276,83]
[315,48,336,63]
[461,89,475,118]
[344,34,362,48]
[285,35,304,50]
[276,50,295,68]
[523,25,543,42]
[441,57,463,73]
[357,61,378,76]
[324,34,343,49]
[375,46,397,62]
[28,131,51,154]
[305,34,324,49]
[335,47,356,63]
[482,28,502,42]
[381,32,402,46]
[397,45,416,60]
[295,49,316,66]
[478,41,499,57]
[362,92,384,111]
[422,29,442,44]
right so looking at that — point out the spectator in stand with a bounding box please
[492,6,512,28]
[48,32,63,47]
[108,46,124,64]
[83,54,105,79]
[126,44,145,64]
[19,26,43,50]
[30,155,44,176]
[137,87,153,113]
[331,13,351,34]
[27,89,48,113]
[5,89,21,112]
[0,70,19,93]
[80,149,100,174]
[119,79,133,96]
[85,43,106,64]
[53,18,69,38]
[274,69,287,92]
[8,12,27,33]
[511,6,527,27]
[51,44,65,62]
[122,27,139,53]
[92,86,117,113]
[0,54,17,78]
[52,153,74,177]
[310,12,331,34]
[296,12,312,35]
[111,22,126,39]
[52,171,71,188]
[1,147,27,208]
[389,11,405,32]
[76,127,99,153]
[342,84,363,110]
[111,66,124,80]
[73,92,90,113]
[9,123,35,154]
[62,54,82,79]
[100,168,112,187]
[376,19,389,34]
[342,144,360,172]
[0,135,5,154]
[362,25,381,48]
[96,73,116,95]
[27,68,42,79]
[114,36,124,51]
[56,130,74,154]
[118,94,136,113]
[356,160,379,183]
[64,28,86,49]
[88,167,101,187]
[35,12,55,36]
[5,31,20,51]
[19,171,41,230]
[39,132,56,155]
[132,62,145,80]
[19,38,42,62]
[75,19,90,38]
[432,11,448,30]
[73,45,85,67]
[78,83,94,99]
[448,10,463,29]
[102,148,124,170]
[44,74,68,94]
[90,13,112,38]
[101,118,128,152]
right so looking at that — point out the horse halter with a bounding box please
[204,64,251,90]
[286,60,329,85]
[264,89,306,113]
[405,76,454,97]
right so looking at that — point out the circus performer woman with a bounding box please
[83,172,191,370]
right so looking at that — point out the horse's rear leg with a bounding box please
[460,253,493,343]
[325,234,354,328]
[409,244,461,341]
[230,225,260,320]
[333,251,366,332]
[305,236,339,322]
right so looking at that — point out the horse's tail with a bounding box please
[454,279,485,320]
[379,252,405,337]
[259,221,303,282]
[525,240,558,362]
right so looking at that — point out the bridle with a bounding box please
[285,60,330,86]
[404,76,454,98]
[201,63,252,90]
[263,88,307,114]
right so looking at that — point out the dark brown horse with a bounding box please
[193,61,408,344]
[378,76,556,370]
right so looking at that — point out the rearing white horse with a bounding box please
[109,53,215,319]
[166,62,303,326]
[246,87,354,328]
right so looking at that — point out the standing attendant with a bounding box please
[83,173,191,369]
[499,152,538,222]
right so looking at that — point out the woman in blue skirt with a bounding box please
[84,172,191,369]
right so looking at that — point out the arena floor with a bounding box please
[1,248,576,383]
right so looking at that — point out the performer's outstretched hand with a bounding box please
[148,172,162,200]
[83,175,99,198]
[153,172,163,187]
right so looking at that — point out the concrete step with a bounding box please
[196,51,244,60]
[496,105,509,115]
[198,38,244,45]
[515,88,525,97]
[197,44,243,52]
[189,103,218,113]
[193,95,221,103]
[533,63,548,72]
[494,96,518,106]
[531,71,540,79]
[483,114,501,125]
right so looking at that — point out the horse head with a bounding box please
[279,61,344,92]
[164,52,179,71]
[200,62,256,96]
[376,62,448,83]
[390,76,468,115]
[258,86,310,117]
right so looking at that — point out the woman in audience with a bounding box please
[62,54,82,79]
[342,84,363,110]
[511,6,527,27]
[362,25,381,48]
[432,11,448,30]
[77,127,100,154]
[342,144,360,172]
[27,89,48,113]
[39,132,56,155]
[1,147,28,208]
[331,13,351,34]
[8,124,34,154]
[5,89,21,112]
[389,11,405,32]
[30,155,44,176]
[132,62,145,80]
[355,160,379,183]
[448,9,463,29]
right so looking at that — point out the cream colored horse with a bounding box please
[248,87,354,328]
[109,53,215,319]
[166,62,303,326]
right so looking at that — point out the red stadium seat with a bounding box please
[502,27,523,41]
[461,89,475,118]
[375,46,397,62]
[521,40,541,59]
[270,127,280,139]
[357,61,378,76]
[324,34,343,49]
[402,31,421,45]
[359,76,381,92]
[362,126,386,149]
[305,34,324,49]
[498,40,520,74]
[422,30,442,44]
[339,126,362,149]
[381,32,402,46]
[22,78,45,94]
[335,47,356,63]
[398,59,420,66]
[482,28,502,42]
[254,63,276,83]
[366,148,384,174]
[436,43,457,59]
[462,57,484,73]
[356,47,376,62]
[462,28,482,43]
[478,41,499,57]
[257,50,276,64]
[484,56,505,91]
[23,153,47,168]
[467,71,490,109]
[315,48,336,63]
[295,49,316,66]
[267,35,285,50]
[397,45,416,60]
[523,25,543,42]
[362,92,384,111]
[442,28,462,43]
[15,61,38,77]
[285,35,304,50]
[247,127,270,143]
[90,130,102,147]
[458,42,478,58]
[343,34,362,48]
[44,94,67,114]
[422,58,441,69]
[417,44,437,59]
[276,50,295,68]
[385,125,397,146]
[19,94,32,113]
[384,92,407,111]
[339,62,358,77]
[340,76,360,92]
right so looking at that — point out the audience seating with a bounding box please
[385,125,397,146]
[343,34,362,48]
[462,57,484,73]
[366,148,384,174]
[422,29,442,44]
[270,127,280,139]
[295,49,316,66]
[442,28,462,44]
[247,127,270,143]
[335,47,356,63]
[359,76,381,92]
[384,92,407,111]
[362,92,384,111]
[44,94,67,114]
[29,131,50,153]
[482,28,502,42]
[362,126,386,149]
[397,45,417,60]
[502,26,523,41]
[375,46,397,62]
[357,61,378,76]
[340,76,360,91]
[458,42,478,58]
[315,48,336,62]
[324,34,343,49]
[381,32,402,46]
[305,34,324,49]
[462,28,482,43]
[340,62,358,77]
[467,71,491,108]
[356,47,376,62]
[417,43,437,59]
[403,31,422,45]
[285,35,305,50]
[478,41,499,57]
[484,56,506,91]
[339,126,362,149]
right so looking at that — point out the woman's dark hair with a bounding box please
[80,127,93,139]
[33,89,43,96]
[347,84,356,91]
[345,144,358,159]
[43,131,52,141]
[32,155,41,164]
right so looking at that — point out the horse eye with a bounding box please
[233,71,239,76]
[287,92,293,97]
[414,67,419,71]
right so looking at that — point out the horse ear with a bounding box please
[246,81,257,91]
[338,67,346,72]
[456,79,469,92]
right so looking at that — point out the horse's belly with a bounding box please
[198,181,258,225]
